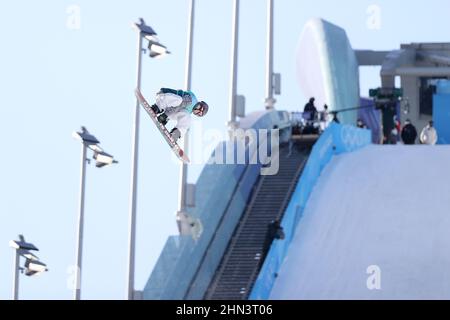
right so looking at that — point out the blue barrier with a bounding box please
[434,80,450,145]
[249,123,371,300]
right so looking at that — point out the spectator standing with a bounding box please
[400,119,417,145]
[420,120,438,145]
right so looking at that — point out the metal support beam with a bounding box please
[177,0,195,230]
[12,249,19,300]
[395,67,450,77]
[74,143,87,300]
[228,0,239,129]
[355,50,390,66]
[264,0,275,109]
[127,30,143,300]
[417,52,450,67]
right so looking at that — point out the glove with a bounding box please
[170,128,181,141]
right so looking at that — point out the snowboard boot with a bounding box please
[150,104,161,114]
[170,128,181,142]
[157,113,168,126]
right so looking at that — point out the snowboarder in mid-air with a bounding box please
[150,88,209,142]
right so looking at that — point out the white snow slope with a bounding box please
[270,145,450,299]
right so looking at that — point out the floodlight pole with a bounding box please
[177,0,195,222]
[228,0,240,129]
[74,142,87,300]
[264,0,275,110]
[12,249,20,300]
[127,30,143,300]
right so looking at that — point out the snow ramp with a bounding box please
[270,144,450,299]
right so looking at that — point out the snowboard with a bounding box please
[135,88,190,163]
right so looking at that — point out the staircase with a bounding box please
[204,142,311,300]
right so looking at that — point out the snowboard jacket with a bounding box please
[155,88,199,136]
[158,88,198,113]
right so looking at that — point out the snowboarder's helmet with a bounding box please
[193,101,208,117]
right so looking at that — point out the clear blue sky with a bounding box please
[0,0,449,299]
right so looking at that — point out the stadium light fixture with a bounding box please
[9,236,38,251]
[21,250,39,261]
[148,39,171,58]
[9,235,47,300]
[24,259,48,276]
[93,151,118,168]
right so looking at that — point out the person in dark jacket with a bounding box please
[303,97,318,121]
[401,119,417,145]
[261,219,285,264]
